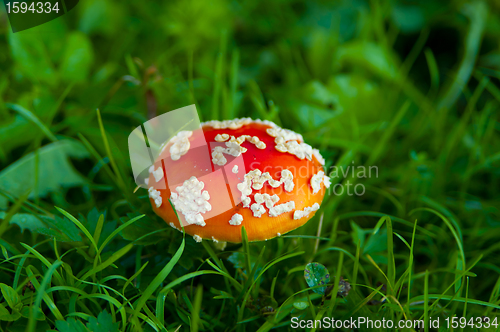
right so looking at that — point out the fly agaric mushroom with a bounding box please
[147,118,330,244]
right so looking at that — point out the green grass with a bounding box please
[1,0,500,331]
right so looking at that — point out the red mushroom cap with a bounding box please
[147,118,330,243]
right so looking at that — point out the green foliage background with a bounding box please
[0,0,500,331]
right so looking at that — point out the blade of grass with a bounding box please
[156,269,225,328]
[410,208,466,291]
[79,293,127,328]
[406,220,417,313]
[229,49,240,118]
[190,284,204,332]
[436,1,486,112]
[211,31,227,120]
[366,101,410,165]
[366,254,391,293]
[90,214,105,257]
[424,48,440,93]
[337,211,435,237]
[386,217,395,296]
[6,103,57,142]
[12,240,50,290]
[238,251,304,324]
[132,238,185,325]
[273,287,323,323]
[424,269,429,332]
[346,284,385,317]
[78,243,134,284]
[77,133,117,183]
[97,214,144,257]
[20,242,64,286]
[25,266,64,322]
[241,226,252,282]
[411,294,500,310]
[463,276,470,319]
[353,240,360,292]
[415,254,483,317]
[27,260,62,332]
[326,251,344,317]
[204,259,242,291]
[96,109,128,193]
[55,206,99,259]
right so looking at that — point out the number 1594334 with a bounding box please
[5,1,60,14]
